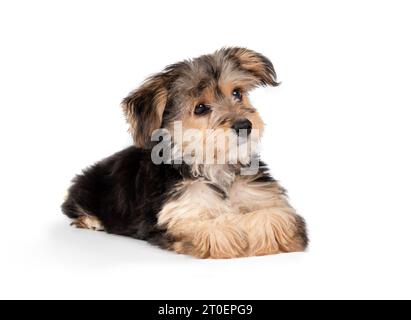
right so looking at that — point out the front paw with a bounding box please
[173,221,249,259]
[243,209,307,256]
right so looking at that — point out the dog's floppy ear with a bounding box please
[122,74,169,148]
[223,47,280,87]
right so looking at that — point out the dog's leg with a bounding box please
[169,214,249,259]
[158,179,307,258]
[239,208,307,256]
[230,178,308,256]
[71,214,104,231]
[163,207,305,258]
[158,180,249,259]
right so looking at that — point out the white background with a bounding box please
[1,0,410,299]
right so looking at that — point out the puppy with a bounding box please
[62,47,308,258]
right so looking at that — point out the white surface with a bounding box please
[1,0,411,299]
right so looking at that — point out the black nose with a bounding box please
[232,119,252,135]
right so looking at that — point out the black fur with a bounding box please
[62,146,183,248]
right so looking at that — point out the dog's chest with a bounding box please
[228,178,277,213]
[182,178,276,214]
[158,177,278,229]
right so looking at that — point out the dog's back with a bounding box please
[62,146,182,248]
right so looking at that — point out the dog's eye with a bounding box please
[232,89,242,101]
[194,104,211,116]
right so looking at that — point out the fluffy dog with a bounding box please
[62,48,308,258]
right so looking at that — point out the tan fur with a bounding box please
[230,177,305,255]
[158,180,231,229]
[240,208,304,255]
[229,177,289,213]
[158,180,247,258]
[71,214,104,231]
[158,178,305,259]
[172,215,249,259]
[179,82,264,133]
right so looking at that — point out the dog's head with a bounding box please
[122,47,279,165]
